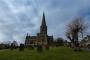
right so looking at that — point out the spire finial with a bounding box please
[27,33,28,36]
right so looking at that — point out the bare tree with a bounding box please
[66,17,87,48]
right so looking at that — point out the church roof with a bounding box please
[30,36,37,39]
[48,36,53,40]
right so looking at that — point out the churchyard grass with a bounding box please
[0,47,89,60]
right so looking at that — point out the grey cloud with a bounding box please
[0,0,90,43]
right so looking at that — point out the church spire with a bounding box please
[41,12,47,26]
[40,12,47,34]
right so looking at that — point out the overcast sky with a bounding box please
[0,0,90,43]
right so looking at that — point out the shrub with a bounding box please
[87,44,90,49]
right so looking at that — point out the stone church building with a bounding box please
[25,13,53,46]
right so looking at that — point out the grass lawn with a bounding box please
[0,47,90,60]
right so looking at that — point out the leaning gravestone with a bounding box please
[27,45,34,50]
[37,45,43,52]
[19,44,24,51]
[45,45,49,50]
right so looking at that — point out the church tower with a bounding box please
[25,12,53,46]
[40,12,47,34]
[36,12,48,45]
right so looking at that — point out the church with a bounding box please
[25,13,53,46]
